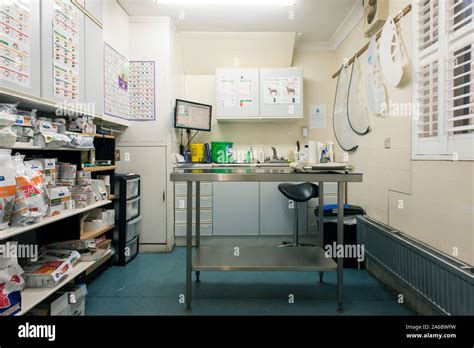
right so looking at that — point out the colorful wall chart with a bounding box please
[129,61,155,121]
[52,0,80,101]
[104,42,130,119]
[0,0,31,87]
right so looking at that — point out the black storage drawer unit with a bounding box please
[315,204,365,268]
[114,173,141,266]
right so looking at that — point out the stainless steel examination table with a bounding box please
[170,167,363,312]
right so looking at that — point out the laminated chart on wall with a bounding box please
[129,61,155,121]
[0,0,31,87]
[104,43,129,119]
[52,0,80,101]
[263,77,301,105]
[216,69,260,118]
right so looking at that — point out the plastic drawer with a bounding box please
[174,209,213,223]
[175,196,212,209]
[115,177,140,200]
[114,216,142,243]
[114,235,139,264]
[115,197,140,221]
[175,223,213,236]
[175,182,212,196]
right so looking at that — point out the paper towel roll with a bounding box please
[308,141,318,164]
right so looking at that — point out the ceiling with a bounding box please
[117,0,361,51]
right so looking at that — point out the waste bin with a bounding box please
[315,204,365,268]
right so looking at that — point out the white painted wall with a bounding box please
[330,0,473,265]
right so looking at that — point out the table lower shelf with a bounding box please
[192,246,337,272]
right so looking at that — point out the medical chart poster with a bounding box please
[310,104,327,129]
[129,61,155,121]
[104,42,130,120]
[52,0,80,101]
[263,77,301,105]
[0,0,31,87]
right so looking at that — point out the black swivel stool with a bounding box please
[277,182,319,247]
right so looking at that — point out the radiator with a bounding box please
[357,216,474,315]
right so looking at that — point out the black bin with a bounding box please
[315,204,365,268]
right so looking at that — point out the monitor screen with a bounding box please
[174,99,212,132]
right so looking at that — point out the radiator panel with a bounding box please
[357,216,474,316]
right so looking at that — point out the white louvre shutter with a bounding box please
[445,43,474,134]
[447,0,474,35]
[416,61,439,138]
[417,0,439,53]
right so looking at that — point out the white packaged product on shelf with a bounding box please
[41,159,57,186]
[0,242,25,316]
[23,260,70,288]
[0,126,17,148]
[47,186,72,217]
[35,132,70,149]
[0,149,16,230]
[12,155,48,221]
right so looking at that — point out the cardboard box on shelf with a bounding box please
[28,284,87,316]
[36,250,81,270]
[23,261,70,288]
[47,186,72,217]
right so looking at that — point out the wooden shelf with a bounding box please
[16,250,112,316]
[80,224,115,240]
[0,87,130,128]
[0,200,112,241]
[82,166,116,172]
[11,144,90,152]
[94,134,115,139]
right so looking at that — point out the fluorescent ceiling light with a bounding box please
[155,0,295,6]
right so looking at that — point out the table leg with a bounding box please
[337,181,344,313]
[195,181,201,283]
[186,181,193,311]
[318,181,324,247]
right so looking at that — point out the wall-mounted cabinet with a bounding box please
[84,15,103,115]
[84,0,103,24]
[216,68,260,120]
[215,67,304,121]
[259,67,303,119]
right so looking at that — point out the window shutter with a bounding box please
[446,42,474,134]
[447,0,473,34]
[417,0,439,52]
[416,61,439,138]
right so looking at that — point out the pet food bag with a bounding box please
[0,149,16,230]
[12,155,48,220]
[0,242,25,316]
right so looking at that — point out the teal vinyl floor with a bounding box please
[85,248,414,316]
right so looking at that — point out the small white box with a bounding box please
[47,186,71,217]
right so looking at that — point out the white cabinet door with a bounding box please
[41,0,85,104]
[0,0,41,97]
[116,146,167,244]
[84,0,102,23]
[260,182,308,236]
[84,15,103,114]
[259,67,304,118]
[213,182,259,236]
[216,68,260,119]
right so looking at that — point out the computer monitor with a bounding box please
[174,99,212,132]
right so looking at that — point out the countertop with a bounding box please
[171,167,363,183]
